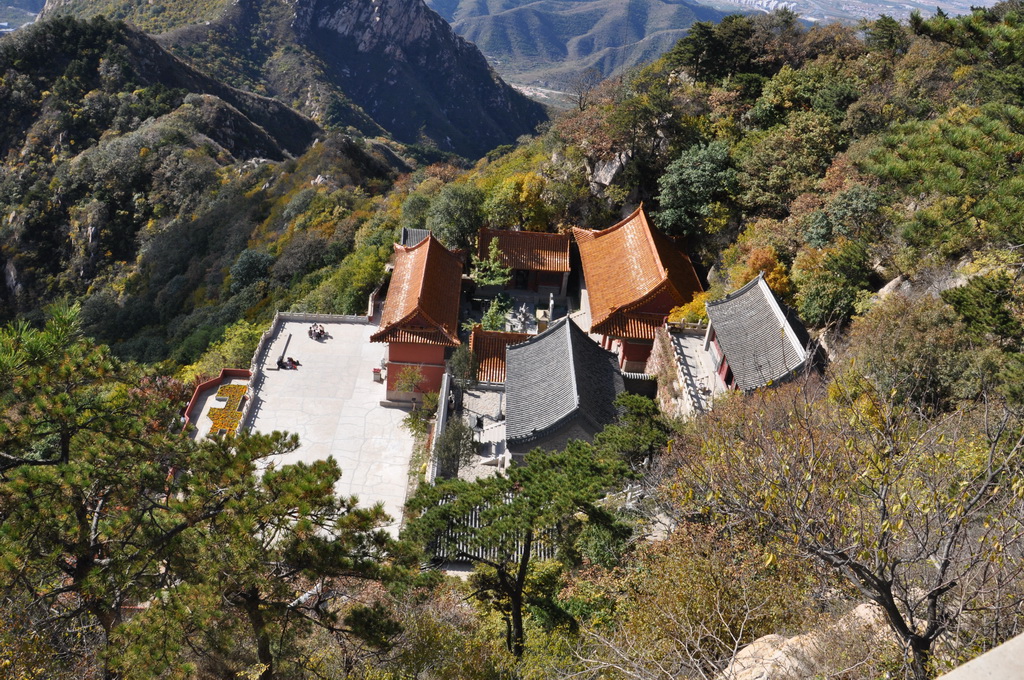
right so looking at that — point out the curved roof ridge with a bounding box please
[566,317,580,412]
[705,273,810,391]
[393,235,433,309]
[505,316,623,446]
[373,233,462,346]
[511,316,569,348]
[582,203,646,238]
[619,278,676,314]
[417,307,460,346]
[705,272,765,308]
[634,204,668,277]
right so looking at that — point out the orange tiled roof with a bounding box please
[477,229,570,273]
[469,326,531,383]
[371,235,463,346]
[573,206,703,341]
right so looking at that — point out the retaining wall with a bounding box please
[182,368,252,434]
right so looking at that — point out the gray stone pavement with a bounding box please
[245,320,414,532]
[457,388,509,481]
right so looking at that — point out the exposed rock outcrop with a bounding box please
[719,604,890,680]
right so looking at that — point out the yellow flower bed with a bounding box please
[207,384,248,436]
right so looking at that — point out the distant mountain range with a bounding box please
[425,0,1002,89]
[40,0,547,158]
[426,0,727,87]
[700,0,997,24]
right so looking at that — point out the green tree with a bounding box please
[114,451,396,680]
[942,273,1023,349]
[426,184,485,250]
[592,393,671,469]
[471,238,512,288]
[404,442,628,657]
[179,319,264,383]
[656,140,737,239]
[667,16,755,84]
[0,304,300,677]
[737,111,841,217]
[866,15,910,58]
[846,294,975,412]
[448,342,479,389]
[434,418,477,479]
[866,105,1024,257]
[229,249,275,293]
[401,192,432,232]
[479,293,512,332]
[792,240,873,327]
[394,365,426,394]
[482,173,549,231]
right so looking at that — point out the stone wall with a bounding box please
[645,325,687,420]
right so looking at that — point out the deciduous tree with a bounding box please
[471,238,512,288]
[673,378,1024,679]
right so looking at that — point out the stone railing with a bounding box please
[666,320,708,334]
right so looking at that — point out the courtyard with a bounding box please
[245,317,415,532]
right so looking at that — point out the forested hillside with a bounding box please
[2,3,1024,679]
[40,0,548,157]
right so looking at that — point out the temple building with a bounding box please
[371,234,463,400]
[704,273,811,392]
[476,228,571,297]
[504,317,624,456]
[573,206,703,372]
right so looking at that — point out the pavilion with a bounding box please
[573,206,703,372]
[371,234,463,400]
[703,273,811,391]
[504,317,624,456]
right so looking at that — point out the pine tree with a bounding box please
[404,442,628,657]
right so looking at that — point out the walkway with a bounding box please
[245,319,414,532]
[669,331,721,416]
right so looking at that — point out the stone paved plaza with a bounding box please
[246,319,414,532]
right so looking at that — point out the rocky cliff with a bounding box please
[293,0,546,156]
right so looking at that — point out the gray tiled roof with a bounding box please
[400,227,431,247]
[705,274,809,391]
[505,317,624,446]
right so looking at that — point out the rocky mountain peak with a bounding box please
[285,0,546,155]
[293,0,447,55]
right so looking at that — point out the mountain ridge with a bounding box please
[41,0,548,157]
[427,0,727,86]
